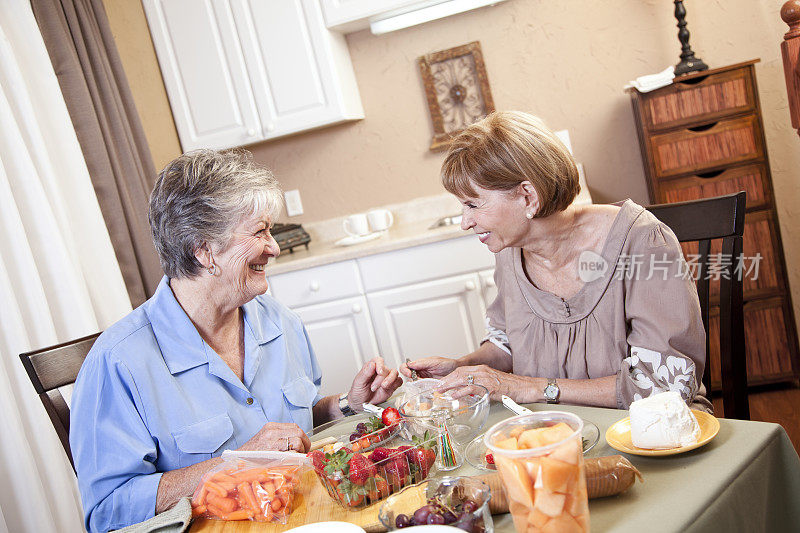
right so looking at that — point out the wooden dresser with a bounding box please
[629,59,800,389]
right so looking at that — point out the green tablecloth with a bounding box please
[314,402,800,532]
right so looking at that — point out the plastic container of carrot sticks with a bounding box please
[191,450,309,523]
[399,384,490,471]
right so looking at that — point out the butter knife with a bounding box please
[501,395,534,416]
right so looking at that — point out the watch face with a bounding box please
[544,384,558,400]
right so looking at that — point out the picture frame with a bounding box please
[418,41,496,151]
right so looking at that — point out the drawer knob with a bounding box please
[465,281,476,291]
[485,278,496,287]
[266,123,275,132]
[351,303,362,314]
[310,281,320,292]
[247,129,256,137]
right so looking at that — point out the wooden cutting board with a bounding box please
[189,471,507,532]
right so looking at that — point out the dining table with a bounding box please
[190,401,800,532]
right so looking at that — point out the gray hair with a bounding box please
[149,149,283,279]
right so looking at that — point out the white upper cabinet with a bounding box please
[319,0,419,31]
[143,0,364,151]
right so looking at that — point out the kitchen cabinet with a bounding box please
[267,235,496,392]
[367,273,487,368]
[142,0,363,151]
[319,0,420,31]
[293,296,378,397]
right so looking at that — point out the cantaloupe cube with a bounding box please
[528,507,551,528]
[510,426,525,438]
[548,437,581,465]
[538,423,575,446]
[508,501,530,532]
[495,436,520,450]
[540,456,579,493]
[495,457,534,507]
[542,513,583,533]
[565,489,589,517]
[532,489,565,517]
[523,457,541,483]
[518,428,547,449]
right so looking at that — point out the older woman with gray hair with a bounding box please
[70,150,402,532]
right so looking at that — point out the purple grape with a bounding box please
[412,504,433,524]
[395,514,411,528]
[442,510,457,524]
[462,500,478,513]
[356,422,368,434]
[455,515,476,531]
[427,513,445,525]
[349,433,360,442]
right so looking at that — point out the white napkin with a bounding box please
[624,66,676,93]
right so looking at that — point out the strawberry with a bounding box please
[381,407,401,426]
[382,456,410,488]
[397,445,415,459]
[485,452,495,465]
[368,447,393,464]
[410,448,431,479]
[365,475,390,501]
[347,453,377,485]
[308,450,325,473]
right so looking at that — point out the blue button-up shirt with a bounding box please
[70,277,322,532]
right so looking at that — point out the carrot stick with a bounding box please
[237,482,260,514]
[205,481,228,497]
[206,494,238,514]
[192,485,209,506]
[206,504,226,518]
[221,509,254,521]
[191,505,207,517]
[210,472,239,484]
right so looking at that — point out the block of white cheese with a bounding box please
[629,391,700,449]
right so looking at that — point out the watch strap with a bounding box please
[544,378,560,404]
[338,392,356,417]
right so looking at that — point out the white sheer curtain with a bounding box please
[0,1,133,531]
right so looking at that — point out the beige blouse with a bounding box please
[485,200,712,411]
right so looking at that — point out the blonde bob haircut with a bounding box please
[441,111,580,219]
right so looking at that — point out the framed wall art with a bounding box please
[418,41,495,151]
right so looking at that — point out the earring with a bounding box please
[207,263,217,275]
[526,212,533,219]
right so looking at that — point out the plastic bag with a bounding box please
[191,450,309,523]
[395,378,441,440]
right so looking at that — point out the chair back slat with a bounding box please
[646,191,750,419]
[19,332,100,471]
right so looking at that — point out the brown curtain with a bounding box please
[31,0,163,307]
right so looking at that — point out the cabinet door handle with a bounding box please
[310,281,320,292]
[351,303,362,314]
[465,281,476,291]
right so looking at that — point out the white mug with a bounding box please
[367,209,394,232]
[343,213,370,236]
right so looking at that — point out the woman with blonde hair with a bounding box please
[402,111,710,411]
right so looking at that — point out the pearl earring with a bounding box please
[526,212,533,219]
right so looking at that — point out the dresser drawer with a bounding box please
[680,210,782,301]
[650,115,762,178]
[708,296,796,388]
[657,163,771,211]
[640,67,756,132]
[268,260,362,308]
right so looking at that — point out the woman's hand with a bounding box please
[348,356,403,410]
[400,356,459,380]
[238,422,311,453]
[436,364,529,402]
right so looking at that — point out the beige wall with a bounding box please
[105,0,800,330]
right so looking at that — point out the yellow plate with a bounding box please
[605,410,720,456]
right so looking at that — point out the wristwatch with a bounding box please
[543,378,560,404]
[338,392,356,417]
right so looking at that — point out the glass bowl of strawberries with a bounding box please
[307,432,439,511]
[378,476,493,531]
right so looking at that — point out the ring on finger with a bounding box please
[467,374,474,385]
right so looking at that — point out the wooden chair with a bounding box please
[19,332,101,471]
[647,191,750,419]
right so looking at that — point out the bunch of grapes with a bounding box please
[393,496,485,532]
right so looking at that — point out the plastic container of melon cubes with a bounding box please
[484,411,589,533]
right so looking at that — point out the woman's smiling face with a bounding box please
[212,209,280,306]
[458,183,530,253]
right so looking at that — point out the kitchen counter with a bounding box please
[268,194,471,275]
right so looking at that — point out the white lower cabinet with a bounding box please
[293,296,378,397]
[366,273,487,369]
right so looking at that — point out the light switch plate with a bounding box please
[284,189,303,217]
